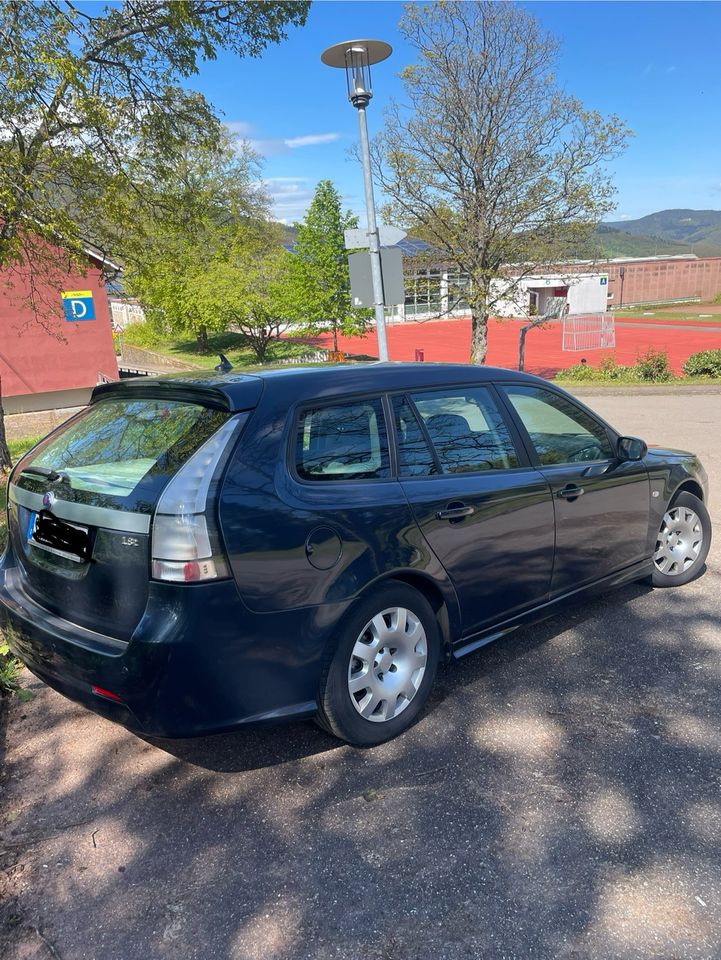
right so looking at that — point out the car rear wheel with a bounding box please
[317,582,440,746]
[651,492,711,587]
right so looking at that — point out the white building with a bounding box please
[387,264,609,323]
[492,271,609,318]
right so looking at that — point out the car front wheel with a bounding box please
[651,491,711,587]
[317,582,440,746]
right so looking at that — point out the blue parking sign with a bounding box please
[61,290,95,321]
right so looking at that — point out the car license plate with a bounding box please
[28,510,91,563]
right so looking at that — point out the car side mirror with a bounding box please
[617,436,647,461]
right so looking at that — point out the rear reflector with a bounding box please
[151,556,229,583]
[91,685,123,703]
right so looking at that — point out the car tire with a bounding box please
[317,582,440,746]
[651,491,712,587]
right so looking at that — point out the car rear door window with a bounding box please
[392,396,438,477]
[409,387,519,474]
[295,398,390,481]
[502,385,614,464]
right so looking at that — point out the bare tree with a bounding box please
[373,1,631,363]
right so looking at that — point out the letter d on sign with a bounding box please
[61,290,96,321]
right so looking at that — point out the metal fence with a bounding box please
[562,313,616,351]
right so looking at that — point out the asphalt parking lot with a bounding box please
[1,388,720,960]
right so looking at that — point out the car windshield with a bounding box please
[16,398,228,512]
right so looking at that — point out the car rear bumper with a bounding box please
[0,562,334,737]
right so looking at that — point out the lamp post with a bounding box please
[321,39,392,362]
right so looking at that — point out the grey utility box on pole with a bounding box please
[348,247,405,308]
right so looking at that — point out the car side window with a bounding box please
[295,398,390,481]
[409,387,520,474]
[392,396,438,477]
[502,385,614,465]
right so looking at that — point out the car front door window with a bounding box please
[503,386,614,465]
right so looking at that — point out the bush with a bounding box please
[682,349,721,378]
[634,348,673,382]
[557,355,639,382]
[120,320,162,349]
[598,356,640,380]
[554,362,602,382]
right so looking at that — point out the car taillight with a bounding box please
[151,413,247,583]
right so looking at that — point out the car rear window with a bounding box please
[15,398,229,512]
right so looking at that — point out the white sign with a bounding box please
[344,225,407,250]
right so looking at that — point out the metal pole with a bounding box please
[356,104,389,362]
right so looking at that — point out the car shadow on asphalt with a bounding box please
[140,579,654,775]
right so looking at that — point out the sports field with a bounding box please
[312,314,721,377]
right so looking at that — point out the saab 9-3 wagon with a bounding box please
[0,364,711,745]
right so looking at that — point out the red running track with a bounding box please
[310,316,721,377]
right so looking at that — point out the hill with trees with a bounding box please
[595,209,721,258]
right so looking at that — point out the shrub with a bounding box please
[120,320,163,349]
[556,355,639,382]
[634,348,673,382]
[598,356,639,380]
[682,349,721,378]
[553,362,599,382]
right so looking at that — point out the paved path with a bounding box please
[1,392,720,960]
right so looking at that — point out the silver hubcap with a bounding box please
[653,505,703,576]
[348,606,427,723]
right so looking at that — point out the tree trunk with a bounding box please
[469,306,489,364]
[518,324,529,371]
[332,323,339,353]
[196,325,208,353]
[0,377,13,474]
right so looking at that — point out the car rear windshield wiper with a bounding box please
[20,465,69,484]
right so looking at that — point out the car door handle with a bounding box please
[556,484,585,500]
[436,505,475,521]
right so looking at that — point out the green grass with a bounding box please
[121,328,326,370]
[614,303,721,323]
[8,435,42,461]
[555,375,721,388]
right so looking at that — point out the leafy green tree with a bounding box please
[372,1,631,364]
[0,0,308,469]
[198,230,297,364]
[290,180,369,353]
[0,0,308,271]
[120,132,268,352]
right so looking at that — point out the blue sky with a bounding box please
[191,1,721,225]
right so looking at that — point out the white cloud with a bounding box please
[224,120,254,136]
[225,121,341,157]
[264,177,315,222]
[248,138,289,156]
[284,132,340,148]
[265,176,309,183]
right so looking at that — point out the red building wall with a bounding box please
[0,254,118,407]
[600,257,721,307]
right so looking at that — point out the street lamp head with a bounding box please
[321,39,392,108]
